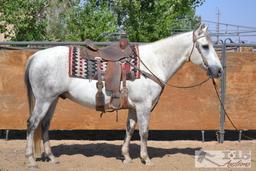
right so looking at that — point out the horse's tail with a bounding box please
[25,57,34,116]
[24,56,42,157]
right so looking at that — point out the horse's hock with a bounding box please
[0,49,256,130]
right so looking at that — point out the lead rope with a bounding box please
[134,36,254,141]
[128,42,210,112]
[211,78,255,141]
[129,58,210,89]
[169,78,210,89]
[133,31,210,89]
[135,53,255,141]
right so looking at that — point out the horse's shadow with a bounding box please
[52,142,201,161]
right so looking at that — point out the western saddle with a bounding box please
[80,39,136,112]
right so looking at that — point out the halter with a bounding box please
[134,31,211,89]
[130,31,212,111]
[187,31,209,68]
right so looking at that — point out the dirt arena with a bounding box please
[0,139,255,171]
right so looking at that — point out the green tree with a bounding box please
[0,0,204,42]
[0,0,48,41]
[59,0,118,41]
[44,0,79,41]
[113,0,204,42]
[0,0,117,41]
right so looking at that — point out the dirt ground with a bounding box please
[0,140,255,171]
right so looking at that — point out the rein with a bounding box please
[133,34,255,141]
[130,57,210,89]
[128,35,211,112]
[131,31,211,90]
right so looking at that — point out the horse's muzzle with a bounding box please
[208,66,223,78]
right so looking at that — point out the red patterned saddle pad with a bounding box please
[69,46,140,80]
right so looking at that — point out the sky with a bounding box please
[196,0,256,43]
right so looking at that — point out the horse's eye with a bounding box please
[202,45,209,50]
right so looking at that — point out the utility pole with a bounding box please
[237,26,241,43]
[216,8,220,43]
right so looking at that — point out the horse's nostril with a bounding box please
[218,68,223,76]
[208,67,223,78]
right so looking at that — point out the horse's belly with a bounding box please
[67,78,111,108]
[66,77,160,110]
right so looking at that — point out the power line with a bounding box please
[210,33,256,37]
[170,29,256,35]
[203,20,256,30]
[209,30,256,34]
[209,30,256,33]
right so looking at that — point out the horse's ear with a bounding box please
[202,25,208,32]
[195,23,203,35]
[195,23,208,34]
[199,23,206,30]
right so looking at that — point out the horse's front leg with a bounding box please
[122,108,137,163]
[136,105,152,165]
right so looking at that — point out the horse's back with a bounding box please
[29,46,69,67]
[31,46,68,61]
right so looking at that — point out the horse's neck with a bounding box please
[138,31,193,82]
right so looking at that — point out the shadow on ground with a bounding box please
[52,143,201,161]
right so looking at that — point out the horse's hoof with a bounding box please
[47,154,59,164]
[49,157,60,164]
[141,158,153,166]
[50,159,60,164]
[123,158,132,164]
[145,160,154,166]
[27,156,38,168]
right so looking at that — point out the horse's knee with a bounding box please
[126,125,135,136]
[42,125,50,143]
[27,116,37,134]
[41,120,50,132]
[139,130,149,140]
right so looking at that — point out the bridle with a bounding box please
[130,31,212,89]
[128,31,213,111]
[187,31,209,69]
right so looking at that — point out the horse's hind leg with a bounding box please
[122,108,137,164]
[41,98,59,164]
[26,98,55,168]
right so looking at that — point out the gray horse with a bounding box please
[25,24,222,167]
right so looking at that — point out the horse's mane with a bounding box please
[146,30,193,46]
